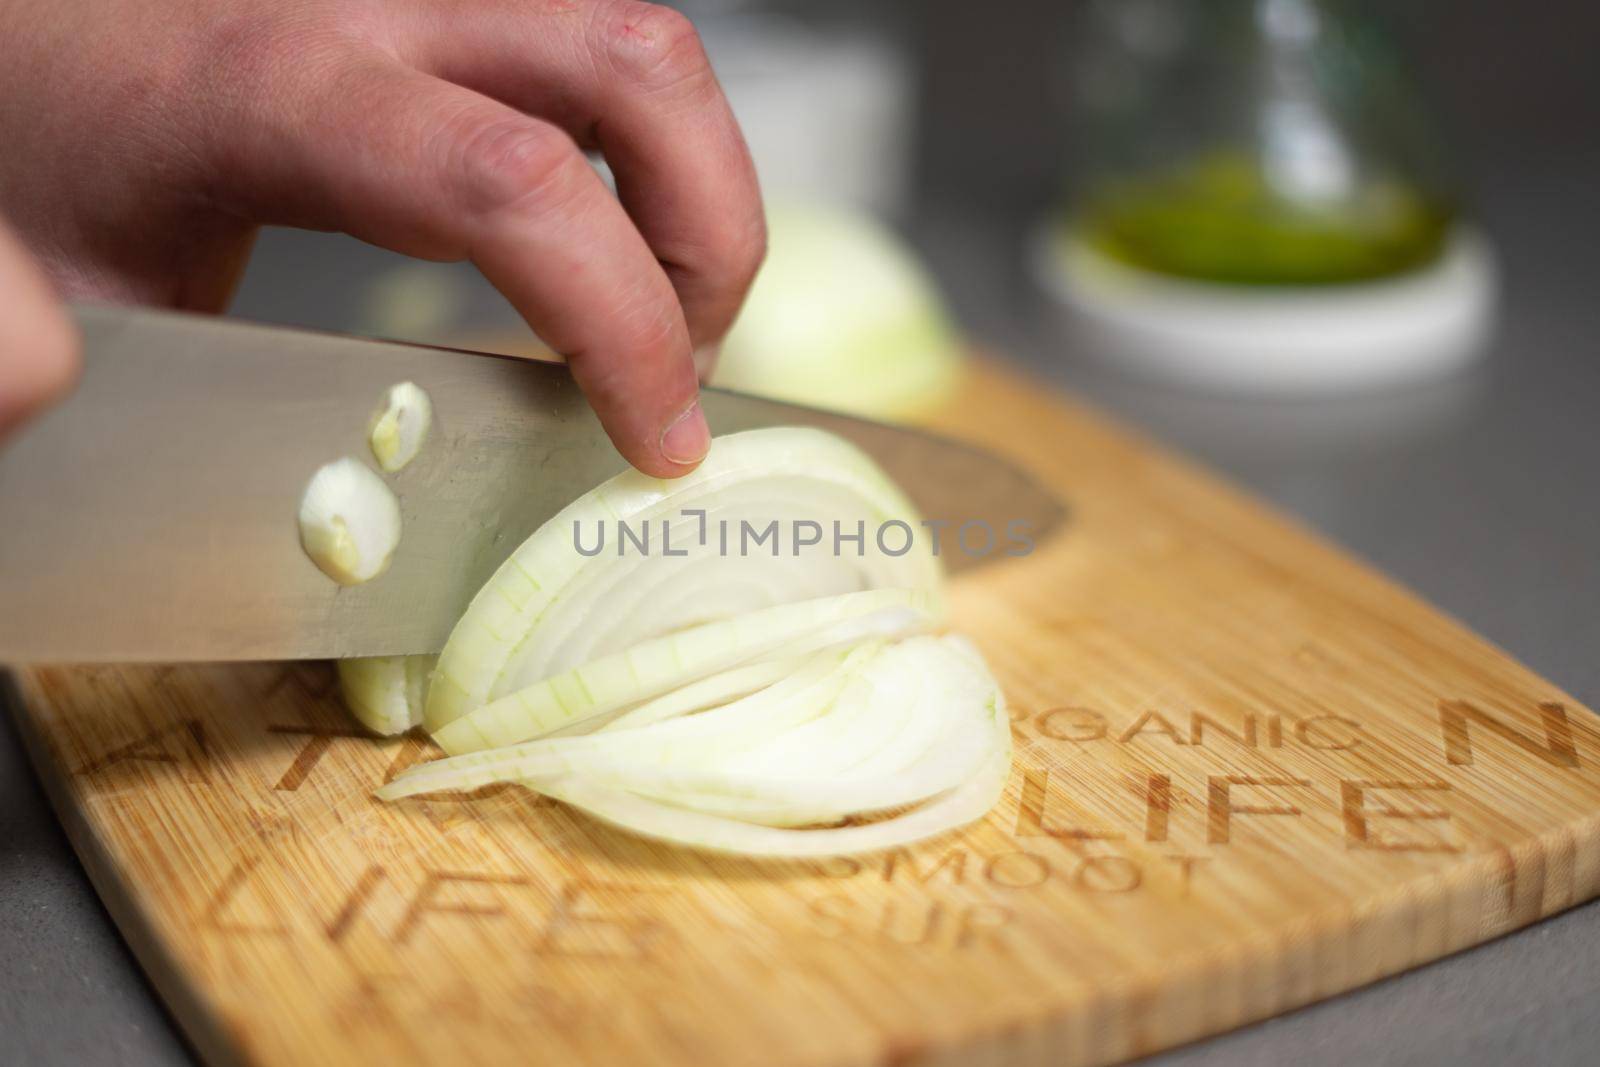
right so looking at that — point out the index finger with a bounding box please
[407,0,767,369]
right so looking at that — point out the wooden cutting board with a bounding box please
[9,360,1600,1067]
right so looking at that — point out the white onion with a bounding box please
[431,587,935,755]
[423,427,940,736]
[336,655,434,735]
[367,381,433,473]
[713,202,966,420]
[298,457,402,585]
[348,427,1010,858]
[599,655,809,733]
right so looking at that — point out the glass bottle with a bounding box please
[1068,0,1457,287]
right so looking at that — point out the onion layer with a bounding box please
[299,457,402,585]
[337,655,434,736]
[368,381,432,473]
[379,636,1009,856]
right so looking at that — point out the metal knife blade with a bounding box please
[0,304,1064,662]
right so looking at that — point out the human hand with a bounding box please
[0,0,764,475]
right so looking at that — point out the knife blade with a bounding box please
[0,304,1064,662]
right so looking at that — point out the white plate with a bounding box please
[1034,222,1498,393]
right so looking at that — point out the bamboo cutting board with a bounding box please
[9,360,1600,1067]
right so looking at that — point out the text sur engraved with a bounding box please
[176,693,1600,978]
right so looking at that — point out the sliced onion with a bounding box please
[424,427,940,735]
[337,655,434,736]
[381,636,1005,842]
[598,655,809,734]
[381,643,872,798]
[299,457,402,585]
[431,588,934,755]
[360,426,1010,858]
[368,381,432,473]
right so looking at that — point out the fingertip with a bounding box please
[0,313,79,443]
[658,399,710,471]
[32,301,83,409]
[0,225,81,442]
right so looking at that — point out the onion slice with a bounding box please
[299,457,402,585]
[337,655,434,736]
[431,588,934,755]
[368,381,432,473]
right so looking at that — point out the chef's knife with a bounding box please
[0,304,1064,662]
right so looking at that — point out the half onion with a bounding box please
[346,427,1010,857]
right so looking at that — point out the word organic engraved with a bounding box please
[1015,706,1364,751]
[1011,700,1587,770]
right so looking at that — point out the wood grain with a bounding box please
[9,360,1600,1067]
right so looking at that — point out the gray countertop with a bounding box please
[4,3,1599,1063]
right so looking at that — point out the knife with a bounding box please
[0,304,1064,662]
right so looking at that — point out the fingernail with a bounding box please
[660,401,710,466]
[692,343,721,383]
